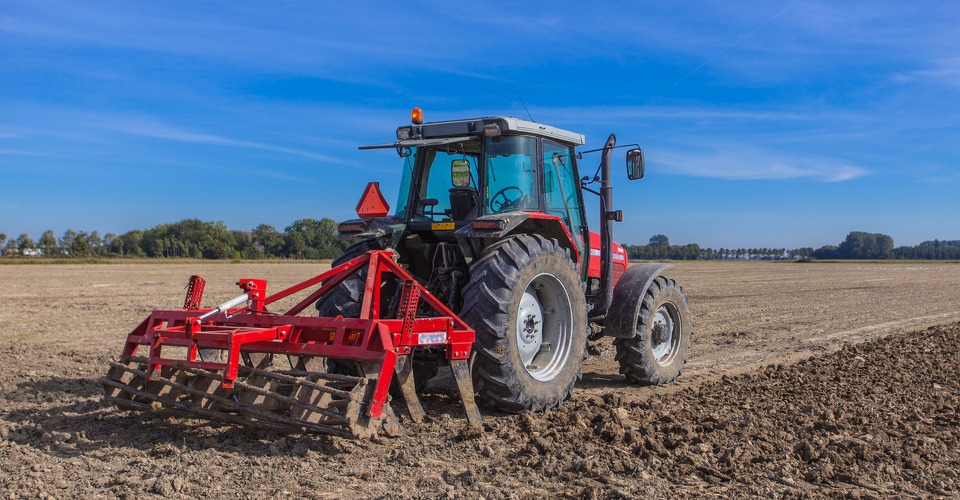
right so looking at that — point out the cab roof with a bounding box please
[396,116,585,147]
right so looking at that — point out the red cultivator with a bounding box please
[101,250,482,438]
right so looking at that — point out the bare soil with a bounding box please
[1,261,959,498]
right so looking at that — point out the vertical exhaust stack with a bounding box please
[598,134,617,317]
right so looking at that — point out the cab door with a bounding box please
[542,140,587,270]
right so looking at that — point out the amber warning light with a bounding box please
[411,107,423,125]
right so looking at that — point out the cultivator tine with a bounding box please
[103,358,145,401]
[100,355,403,439]
[393,356,426,423]
[358,362,403,437]
[289,357,335,425]
[144,366,189,400]
[102,371,266,429]
[450,359,483,428]
[236,354,287,411]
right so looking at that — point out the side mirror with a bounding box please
[626,148,645,180]
[451,159,472,187]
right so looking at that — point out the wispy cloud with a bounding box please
[0,149,55,157]
[0,1,488,81]
[674,3,796,85]
[91,116,352,165]
[535,104,835,125]
[894,57,960,88]
[655,146,868,182]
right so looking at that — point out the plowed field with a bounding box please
[1,261,959,497]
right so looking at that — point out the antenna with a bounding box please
[516,91,535,122]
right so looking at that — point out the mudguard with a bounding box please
[454,212,581,263]
[603,263,674,338]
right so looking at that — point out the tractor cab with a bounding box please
[395,133,585,238]
[341,109,643,316]
[347,113,591,285]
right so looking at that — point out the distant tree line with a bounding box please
[0,219,349,260]
[807,231,960,260]
[625,232,960,261]
[2,226,958,261]
[624,235,787,261]
[891,239,960,260]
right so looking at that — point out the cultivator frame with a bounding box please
[101,250,481,438]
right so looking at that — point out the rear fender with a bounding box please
[454,212,579,262]
[603,263,674,339]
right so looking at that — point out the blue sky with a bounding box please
[1,1,958,249]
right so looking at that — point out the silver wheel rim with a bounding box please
[514,272,573,381]
[650,301,681,365]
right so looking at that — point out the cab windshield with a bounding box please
[408,139,481,221]
[396,134,552,222]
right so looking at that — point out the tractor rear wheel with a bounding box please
[315,240,436,392]
[314,239,380,317]
[614,276,691,385]
[461,234,587,412]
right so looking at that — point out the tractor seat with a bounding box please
[449,187,480,221]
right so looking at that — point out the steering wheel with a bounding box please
[490,186,524,212]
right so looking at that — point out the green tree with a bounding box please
[790,247,813,259]
[316,218,345,258]
[285,231,306,259]
[71,231,93,256]
[253,224,284,257]
[0,233,6,249]
[39,230,58,256]
[16,233,36,254]
[87,231,103,255]
[285,218,341,259]
[838,231,893,259]
[103,233,118,255]
[119,230,145,257]
[813,245,840,259]
[60,229,79,255]
[648,234,670,247]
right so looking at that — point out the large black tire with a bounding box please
[314,239,380,317]
[315,240,436,392]
[613,276,691,385]
[461,234,588,412]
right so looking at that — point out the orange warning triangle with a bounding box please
[355,182,390,219]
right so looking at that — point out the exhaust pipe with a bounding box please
[597,134,616,317]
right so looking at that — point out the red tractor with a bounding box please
[102,110,691,438]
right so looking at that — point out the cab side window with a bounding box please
[483,135,539,214]
[543,140,585,253]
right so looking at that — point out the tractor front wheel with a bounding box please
[461,234,587,412]
[614,276,691,385]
